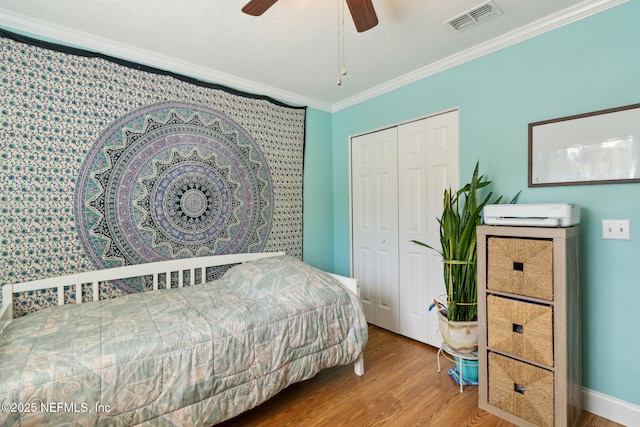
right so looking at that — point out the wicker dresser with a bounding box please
[477,226,582,427]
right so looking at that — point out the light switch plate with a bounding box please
[602,219,630,240]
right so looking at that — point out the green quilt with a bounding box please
[0,255,368,426]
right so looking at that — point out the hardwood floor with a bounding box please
[219,325,623,426]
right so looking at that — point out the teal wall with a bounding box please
[302,108,334,271]
[327,1,640,405]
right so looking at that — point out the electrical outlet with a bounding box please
[602,219,630,240]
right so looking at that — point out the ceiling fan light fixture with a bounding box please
[241,0,378,86]
[242,0,379,33]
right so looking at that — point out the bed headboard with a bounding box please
[0,252,286,333]
[0,252,362,336]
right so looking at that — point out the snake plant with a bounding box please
[412,162,510,322]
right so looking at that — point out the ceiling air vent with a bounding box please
[445,1,503,32]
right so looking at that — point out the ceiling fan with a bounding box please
[242,0,379,32]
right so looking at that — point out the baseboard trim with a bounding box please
[583,387,640,426]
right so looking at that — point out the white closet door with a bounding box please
[351,128,400,332]
[397,119,430,343]
[398,111,459,346]
[426,111,460,346]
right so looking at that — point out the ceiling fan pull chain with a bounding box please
[337,0,347,85]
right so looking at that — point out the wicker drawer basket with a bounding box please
[488,352,554,427]
[487,295,554,366]
[487,237,554,300]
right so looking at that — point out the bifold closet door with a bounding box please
[351,110,458,342]
[398,112,459,347]
[351,128,400,332]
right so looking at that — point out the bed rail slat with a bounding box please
[75,283,82,304]
[57,286,64,306]
[153,274,159,291]
[93,281,99,302]
[165,272,171,289]
[178,270,184,288]
[0,285,13,332]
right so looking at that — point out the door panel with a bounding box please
[398,111,459,346]
[398,119,430,343]
[354,247,374,307]
[351,128,399,332]
[424,111,459,346]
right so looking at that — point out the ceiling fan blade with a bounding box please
[242,0,279,16]
[345,0,379,32]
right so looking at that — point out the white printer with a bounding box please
[483,203,580,227]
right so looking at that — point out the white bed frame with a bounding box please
[0,252,364,375]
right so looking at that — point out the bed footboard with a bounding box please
[330,273,364,376]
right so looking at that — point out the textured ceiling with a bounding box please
[0,0,626,111]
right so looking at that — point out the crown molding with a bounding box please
[0,11,332,111]
[0,0,627,114]
[330,0,628,112]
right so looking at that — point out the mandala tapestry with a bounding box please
[0,31,306,310]
[76,102,274,286]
